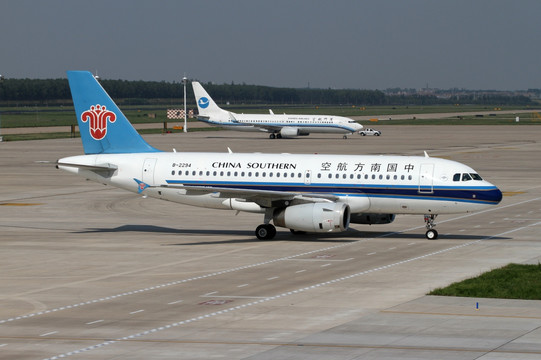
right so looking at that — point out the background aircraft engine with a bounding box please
[350,213,396,224]
[279,127,300,137]
[273,202,350,233]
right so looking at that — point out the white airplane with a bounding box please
[192,81,364,139]
[58,71,502,240]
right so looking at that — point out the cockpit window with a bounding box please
[453,173,460,182]
[470,173,483,181]
[462,173,472,181]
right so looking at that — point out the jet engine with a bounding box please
[350,213,396,225]
[279,127,300,137]
[273,202,350,233]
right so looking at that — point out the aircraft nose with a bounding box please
[481,186,503,204]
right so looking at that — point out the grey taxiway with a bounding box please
[1,125,541,359]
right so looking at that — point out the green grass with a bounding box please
[2,104,538,128]
[0,126,221,142]
[429,263,541,300]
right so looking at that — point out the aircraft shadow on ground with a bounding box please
[73,225,509,245]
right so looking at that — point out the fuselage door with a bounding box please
[418,163,434,194]
[142,158,157,185]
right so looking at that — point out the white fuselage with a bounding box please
[200,113,363,135]
[58,152,502,216]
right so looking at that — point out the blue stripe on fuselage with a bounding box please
[165,179,502,205]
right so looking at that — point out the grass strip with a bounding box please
[429,263,541,300]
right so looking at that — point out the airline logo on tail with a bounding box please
[81,104,117,140]
[198,97,210,109]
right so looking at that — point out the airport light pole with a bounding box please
[0,74,4,142]
[183,76,188,133]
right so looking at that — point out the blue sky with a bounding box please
[1,0,540,90]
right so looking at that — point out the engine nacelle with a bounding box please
[280,127,300,137]
[350,213,396,225]
[273,202,350,233]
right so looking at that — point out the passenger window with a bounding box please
[462,173,472,181]
[453,173,461,181]
[408,175,412,180]
[171,171,175,175]
[317,173,321,178]
[328,174,332,179]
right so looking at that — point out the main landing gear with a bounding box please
[424,214,438,240]
[255,224,276,240]
[255,208,276,240]
[269,133,282,139]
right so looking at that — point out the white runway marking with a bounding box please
[295,269,306,273]
[267,276,279,280]
[40,331,58,337]
[129,310,144,315]
[167,300,183,305]
[85,320,103,325]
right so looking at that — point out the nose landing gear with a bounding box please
[424,214,438,240]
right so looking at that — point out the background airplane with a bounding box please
[192,81,363,139]
[58,71,502,240]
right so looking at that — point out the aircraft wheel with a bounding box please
[276,133,282,139]
[425,229,438,240]
[256,224,276,240]
[269,134,276,139]
[343,135,347,139]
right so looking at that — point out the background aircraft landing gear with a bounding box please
[343,135,348,139]
[269,133,276,139]
[424,214,438,240]
[256,224,276,240]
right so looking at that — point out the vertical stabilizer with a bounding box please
[67,71,160,154]
[192,81,229,119]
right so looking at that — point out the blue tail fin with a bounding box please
[67,71,160,154]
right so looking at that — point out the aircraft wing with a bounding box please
[160,183,339,207]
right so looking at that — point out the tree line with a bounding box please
[0,78,533,106]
